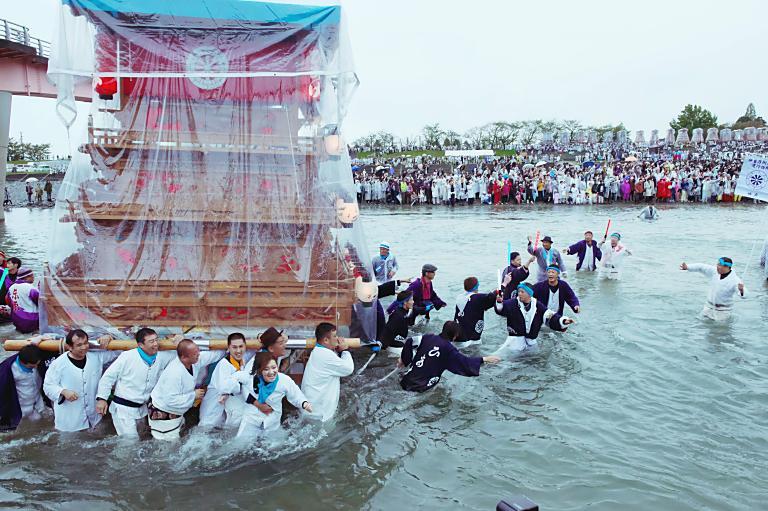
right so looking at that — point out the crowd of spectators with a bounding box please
[352,140,766,206]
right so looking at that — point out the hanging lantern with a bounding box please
[634,130,646,145]
[744,127,757,141]
[649,130,659,146]
[705,128,718,143]
[335,198,359,225]
[733,129,743,141]
[354,276,378,305]
[94,76,118,100]
[665,129,675,145]
[691,128,704,144]
[759,128,768,141]
[675,128,690,145]
[324,134,343,155]
[719,128,732,142]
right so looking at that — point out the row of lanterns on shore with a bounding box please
[541,127,768,146]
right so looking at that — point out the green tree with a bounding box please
[421,124,445,150]
[670,105,718,133]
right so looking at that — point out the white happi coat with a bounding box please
[199,354,253,428]
[43,351,120,432]
[150,351,224,416]
[234,372,308,437]
[301,346,353,422]
[599,242,630,279]
[687,264,745,319]
[96,349,177,420]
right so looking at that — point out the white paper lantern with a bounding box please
[675,128,690,145]
[324,134,343,155]
[649,130,659,146]
[733,129,743,141]
[719,128,732,142]
[665,129,675,145]
[603,131,614,144]
[744,127,757,141]
[705,127,719,143]
[634,130,646,145]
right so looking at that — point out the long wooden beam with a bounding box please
[2,337,362,353]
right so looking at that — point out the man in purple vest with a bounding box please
[563,230,602,271]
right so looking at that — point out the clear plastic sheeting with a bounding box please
[43,0,376,340]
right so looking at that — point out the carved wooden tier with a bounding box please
[61,200,350,225]
[52,240,353,282]
[83,128,320,156]
[42,277,355,328]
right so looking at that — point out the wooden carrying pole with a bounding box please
[2,337,362,353]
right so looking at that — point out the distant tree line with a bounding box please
[354,103,764,152]
[6,139,52,162]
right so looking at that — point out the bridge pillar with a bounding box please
[0,90,11,222]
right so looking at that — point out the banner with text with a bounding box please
[735,153,768,202]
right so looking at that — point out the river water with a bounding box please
[1,204,767,511]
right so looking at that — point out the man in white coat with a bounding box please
[301,322,354,422]
[43,330,118,432]
[598,232,632,280]
[199,332,252,429]
[148,339,224,440]
[96,328,181,438]
[681,257,745,320]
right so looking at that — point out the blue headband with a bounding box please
[546,266,561,274]
[517,283,534,296]
[718,258,732,267]
[610,232,621,240]
[471,282,479,292]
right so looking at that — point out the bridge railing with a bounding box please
[1,18,51,58]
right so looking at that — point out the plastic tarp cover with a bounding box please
[44,0,377,340]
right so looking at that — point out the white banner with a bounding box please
[735,153,768,202]
[444,150,495,157]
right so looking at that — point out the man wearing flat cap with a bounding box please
[406,264,446,319]
[527,235,567,283]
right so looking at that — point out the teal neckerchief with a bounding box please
[257,374,279,404]
[15,357,34,374]
[137,346,157,366]
[0,268,8,291]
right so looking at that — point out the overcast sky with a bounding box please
[4,0,767,157]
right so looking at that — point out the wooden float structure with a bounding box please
[42,0,372,339]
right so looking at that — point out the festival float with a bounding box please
[6,0,378,353]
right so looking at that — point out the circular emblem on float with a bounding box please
[185,46,228,90]
[746,167,768,191]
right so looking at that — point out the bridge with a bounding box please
[0,18,92,220]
